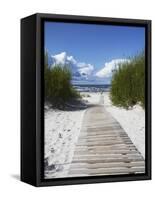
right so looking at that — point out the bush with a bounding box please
[110,52,145,109]
[44,53,80,106]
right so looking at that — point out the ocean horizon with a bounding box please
[72,83,111,92]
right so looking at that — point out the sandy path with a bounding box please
[68,95,145,177]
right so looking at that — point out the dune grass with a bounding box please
[110,51,145,109]
[44,52,80,107]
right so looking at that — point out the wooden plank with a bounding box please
[84,122,119,127]
[79,135,129,139]
[69,167,145,175]
[68,103,145,177]
[76,142,133,147]
[76,143,135,147]
[73,154,143,160]
[78,138,132,143]
[80,131,126,136]
[82,126,122,132]
[74,149,139,155]
[75,145,137,151]
[70,161,145,169]
[72,157,144,164]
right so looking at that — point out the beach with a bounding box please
[44,106,85,178]
[45,91,145,178]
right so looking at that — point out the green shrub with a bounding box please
[110,52,145,109]
[44,52,80,106]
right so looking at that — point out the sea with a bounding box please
[73,84,111,92]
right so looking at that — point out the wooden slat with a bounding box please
[69,167,145,175]
[74,149,138,155]
[68,104,145,177]
[70,161,145,169]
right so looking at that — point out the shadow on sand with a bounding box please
[45,99,97,112]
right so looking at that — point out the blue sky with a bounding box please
[44,21,145,84]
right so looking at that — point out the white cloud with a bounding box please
[77,63,94,76]
[51,52,68,66]
[67,55,77,65]
[96,59,130,78]
[50,52,94,78]
[48,51,130,84]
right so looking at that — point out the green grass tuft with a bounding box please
[44,52,80,107]
[110,51,145,109]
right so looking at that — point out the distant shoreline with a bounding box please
[73,84,111,93]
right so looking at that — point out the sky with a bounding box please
[44,21,145,84]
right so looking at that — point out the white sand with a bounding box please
[103,92,145,159]
[81,92,101,104]
[44,92,100,178]
[44,107,85,178]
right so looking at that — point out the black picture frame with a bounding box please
[21,13,151,187]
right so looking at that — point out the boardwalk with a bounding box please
[68,97,145,177]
